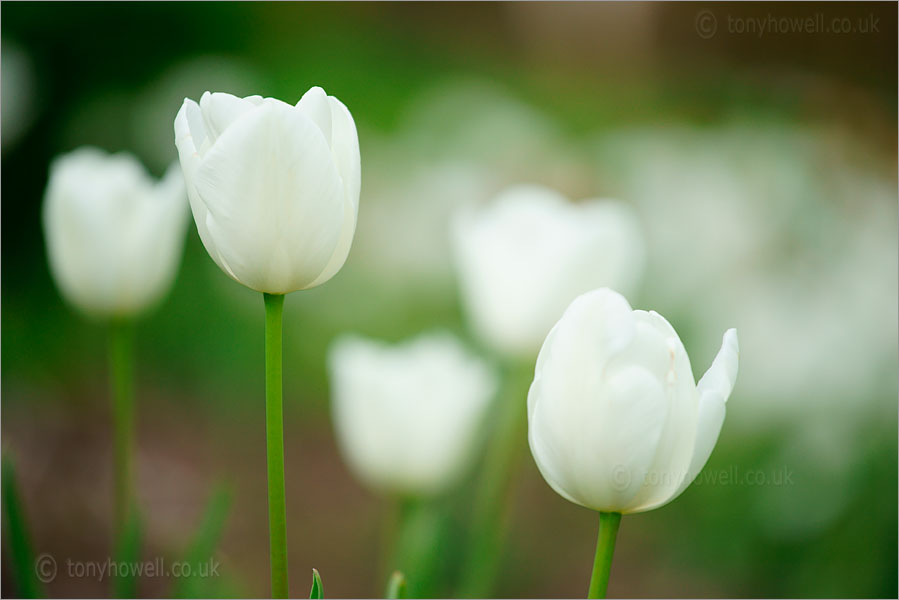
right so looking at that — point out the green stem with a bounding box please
[109,320,134,538]
[587,512,621,599]
[263,293,289,599]
[388,498,446,598]
[458,361,531,598]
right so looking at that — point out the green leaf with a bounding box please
[172,484,232,599]
[386,571,407,599]
[2,455,44,598]
[112,504,142,599]
[309,568,323,599]
[173,484,231,598]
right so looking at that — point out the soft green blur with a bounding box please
[2,2,896,598]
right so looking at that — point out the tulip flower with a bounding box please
[173,86,360,598]
[527,287,739,598]
[452,184,645,359]
[329,332,496,497]
[42,146,188,596]
[174,87,359,294]
[43,147,188,318]
[329,332,496,596]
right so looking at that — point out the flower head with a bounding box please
[528,288,738,513]
[452,185,644,358]
[329,332,497,497]
[174,87,360,294]
[43,147,188,317]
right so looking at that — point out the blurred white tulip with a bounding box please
[43,147,188,317]
[452,185,645,358]
[173,86,360,294]
[528,288,738,514]
[1,39,37,153]
[594,125,897,429]
[328,332,497,497]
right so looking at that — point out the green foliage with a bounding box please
[309,568,323,599]
[385,571,407,599]
[173,485,232,599]
[2,456,44,599]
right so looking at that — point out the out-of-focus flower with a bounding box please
[1,39,37,153]
[328,332,497,497]
[452,185,645,358]
[593,125,897,429]
[173,86,360,294]
[43,147,188,317]
[528,288,738,514]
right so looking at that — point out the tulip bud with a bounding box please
[528,288,738,513]
[328,332,497,497]
[42,147,188,317]
[452,184,645,358]
[173,87,360,294]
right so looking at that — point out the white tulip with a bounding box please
[43,147,188,317]
[452,185,645,358]
[328,332,497,497]
[528,288,738,514]
[173,87,360,294]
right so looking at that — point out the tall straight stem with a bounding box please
[587,512,622,599]
[264,293,289,598]
[109,320,134,538]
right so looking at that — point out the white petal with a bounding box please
[530,362,667,512]
[198,91,260,144]
[191,99,344,293]
[174,99,202,165]
[528,288,635,421]
[305,95,361,288]
[175,100,233,278]
[295,86,332,146]
[639,328,738,510]
[696,328,739,402]
[614,310,700,513]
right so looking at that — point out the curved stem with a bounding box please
[109,319,134,537]
[264,293,289,598]
[588,512,621,599]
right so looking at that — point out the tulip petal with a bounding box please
[696,328,739,403]
[175,98,206,160]
[296,86,332,146]
[617,310,701,512]
[175,100,235,279]
[638,328,739,510]
[192,99,344,293]
[674,328,739,494]
[199,91,261,145]
[529,364,667,511]
[306,96,361,288]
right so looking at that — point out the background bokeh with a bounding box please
[2,2,897,598]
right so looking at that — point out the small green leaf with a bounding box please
[309,568,323,599]
[385,571,407,599]
[2,455,44,598]
[172,484,232,598]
